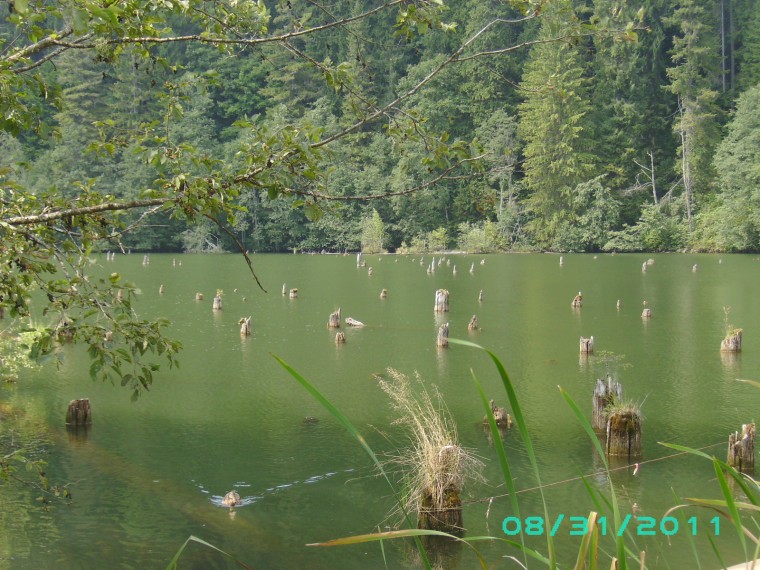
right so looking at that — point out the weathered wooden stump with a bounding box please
[212,295,223,311]
[467,315,479,332]
[469,263,475,274]
[436,323,449,348]
[592,376,622,431]
[571,292,583,308]
[159,284,165,295]
[345,317,365,327]
[289,288,298,299]
[647,258,655,266]
[721,329,742,352]
[142,254,149,265]
[605,406,642,458]
[579,336,594,355]
[434,289,450,313]
[641,308,652,318]
[282,283,287,296]
[418,486,463,535]
[727,423,755,472]
[559,256,564,266]
[367,267,373,276]
[328,308,341,328]
[66,399,92,426]
[452,265,457,275]
[335,331,346,344]
[484,399,512,428]
[380,288,388,299]
[616,299,621,310]
[195,292,203,301]
[239,316,251,337]
[356,252,362,267]
[478,289,483,303]
[642,261,648,273]
[117,289,124,302]
[692,263,698,272]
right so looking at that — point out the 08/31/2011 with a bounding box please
[501,514,721,537]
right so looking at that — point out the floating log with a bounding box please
[571,292,583,308]
[592,376,622,431]
[239,316,251,337]
[641,308,652,318]
[195,292,203,301]
[66,399,92,426]
[478,289,483,303]
[721,329,742,352]
[467,315,479,331]
[335,331,346,344]
[328,308,341,328]
[727,423,755,472]
[436,322,449,348]
[345,317,365,327]
[484,399,512,428]
[222,490,241,511]
[434,289,450,313]
[380,288,388,299]
[579,336,594,354]
[605,405,642,458]
[289,288,298,298]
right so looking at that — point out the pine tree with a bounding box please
[517,0,596,246]
[665,0,722,230]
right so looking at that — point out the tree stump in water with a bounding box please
[484,399,511,428]
[159,284,165,295]
[592,376,622,431]
[467,315,479,331]
[616,299,621,310]
[282,283,287,296]
[356,252,362,267]
[571,292,583,308]
[605,406,642,458]
[289,288,298,299]
[335,331,346,344]
[579,336,594,355]
[559,256,564,266]
[478,289,483,303]
[721,329,742,352]
[380,288,388,299]
[418,486,463,535]
[212,295,223,311]
[66,399,92,426]
[436,322,449,348]
[434,289,449,313]
[642,261,647,273]
[727,423,755,472]
[368,266,373,276]
[692,263,698,272]
[641,308,652,319]
[345,317,365,327]
[328,308,341,328]
[195,292,203,301]
[239,317,251,337]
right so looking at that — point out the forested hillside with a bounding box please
[3,0,760,254]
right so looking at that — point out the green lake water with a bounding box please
[2,252,760,569]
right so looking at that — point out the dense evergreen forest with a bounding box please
[2,0,760,254]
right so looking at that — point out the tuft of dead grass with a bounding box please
[378,368,483,521]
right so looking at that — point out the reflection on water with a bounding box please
[3,253,760,568]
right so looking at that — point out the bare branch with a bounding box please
[4,198,168,226]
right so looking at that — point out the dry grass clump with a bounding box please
[378,368,483,525]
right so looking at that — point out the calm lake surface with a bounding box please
[2,252,760,569]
